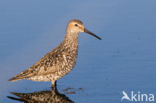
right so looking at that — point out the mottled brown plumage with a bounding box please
[9,19,101,89]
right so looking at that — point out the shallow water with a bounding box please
[0,0,156,103]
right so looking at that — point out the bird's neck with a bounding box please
[63,32,79,48]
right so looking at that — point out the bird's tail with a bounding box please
[9,68,35,82]
[8,76,22,82]
[8,72,27,82]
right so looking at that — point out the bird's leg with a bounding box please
[51,81,55,90]
[51,80,57,90]
[55,81,57,87]
[54,81,58,92]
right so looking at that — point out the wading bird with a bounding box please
[9,19,101,89]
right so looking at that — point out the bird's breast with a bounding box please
[62,45,78,70]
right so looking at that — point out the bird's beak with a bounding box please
[84,28,102,40]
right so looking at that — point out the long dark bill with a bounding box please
[84,28,102,40]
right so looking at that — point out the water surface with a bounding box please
[0,0,156,103]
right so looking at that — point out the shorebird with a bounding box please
[9,19,101,89]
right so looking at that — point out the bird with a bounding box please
[9,19,101,89]
[7,89,74,103]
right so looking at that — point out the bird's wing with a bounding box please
[32,47,66,75]
[9,45,65,81]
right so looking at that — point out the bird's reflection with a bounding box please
[7,88,74,103]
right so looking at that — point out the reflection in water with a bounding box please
[7,88,74,103]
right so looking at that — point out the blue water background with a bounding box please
[0,0,156,102]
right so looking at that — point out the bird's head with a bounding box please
[66,19,101,40]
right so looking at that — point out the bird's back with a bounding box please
[9,38,78,82]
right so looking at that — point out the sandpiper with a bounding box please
[9,19,101,89]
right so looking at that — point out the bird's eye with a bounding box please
[75,24,78,27]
